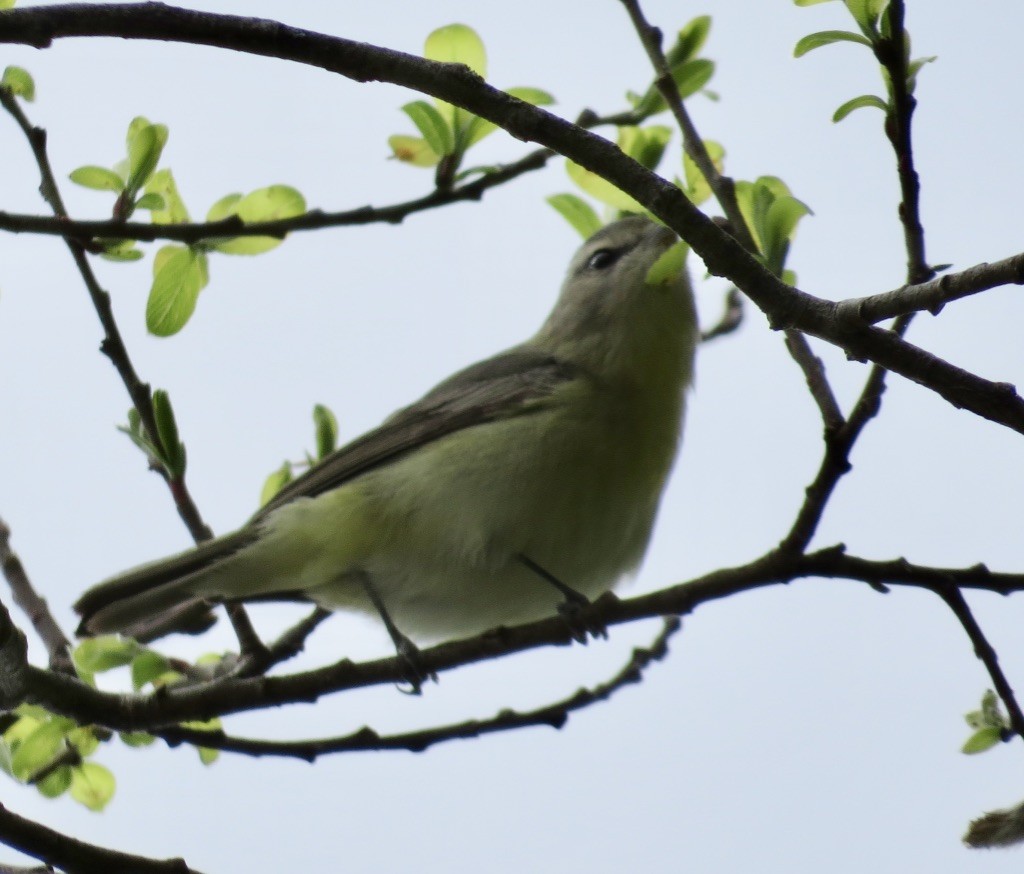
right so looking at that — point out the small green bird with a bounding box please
[76,216,698,652]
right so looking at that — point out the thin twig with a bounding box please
[0,519,73,673]
[0,88,212,545]
[699,287,743,344]
[877,0,931,286]
[783,334,845,432]
[157,617,682,760]
[233,607,332,678]
[616,0,752,251]
[933,585,1024,743]
[0,86,272,652]
[618,0,842,429]
[839,252,1024,324]
[779,314,912,554]
[0,148,550,245]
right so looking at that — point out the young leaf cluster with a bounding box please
[0,64,33,101]
[388,24,553,187]
[0,705,113,811]
[962,690,1011,755]
[260,403,339,506]
[69,116,307,335]
[794,0,935,122]
[118,389,187,480]
[547,17,808,284]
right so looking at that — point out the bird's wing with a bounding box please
[252,348,583,521]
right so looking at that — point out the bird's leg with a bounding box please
[357,572,435,693]
[517,554,607,641]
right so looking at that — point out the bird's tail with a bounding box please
[75,529,257,638]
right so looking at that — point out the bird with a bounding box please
[75,215,698,659]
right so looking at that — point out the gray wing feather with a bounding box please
[253,347,581,520]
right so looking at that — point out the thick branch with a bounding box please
[0,4,1021,433]
[11,549,1024,732]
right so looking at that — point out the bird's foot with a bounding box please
[393,633,437,695]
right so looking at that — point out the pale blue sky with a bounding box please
[1,1,1023,871]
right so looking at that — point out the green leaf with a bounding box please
[145,169,190,224]
[130,650,172,691]
[70,762,116,811]
[0,738,13,777]
[762,194,812,272]
[832,93,888,122]
[206,193,242,223]
[668,16,712,66]
[1,65,34,101]
[198,746,219,766]
[11,721,65,780]
[424,23,487,76]
[962,726,1003,755]
[619,125,672,171]
[401,100,454,157]
[73,636,141,675]
[546,194,602,239]
[260,462,293,507]
[4,715,42,747]
[843,0,889,33]
[119,731,156,748]
[36,766,72,798]
[424,24,486,136]
[208,185,306,255]
[147,245,209,336]
[907,55,937,93]
[645,239,689,286]
[794,30,872,57]
[633,59,715,116]
[387,134,440,168]
[673,59,716,101]
[313,404,338,460]
[98,239,144,262]
[125,118,168,195]
[682,140,725,206]
[69,166,125,193]
[152,389,186,477]
[67,727,99,759]
[0,1,17,9]
[180,718,222,766]
[794,0,839,5]
[566,160,642,212]
[133,192,165,212]
[229,184,306,223]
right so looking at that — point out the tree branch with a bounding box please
[158,617,681,759]
[0,148,551,243]
[1,548,1019,733]
[0,802,205,874]
[0,87,212,545]
[841,252,1024,324]
[0,519,72,673]
[0,4,1021,435]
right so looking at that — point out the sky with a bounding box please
[2,1,1024,872]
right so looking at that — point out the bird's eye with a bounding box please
[586,248,620,270]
